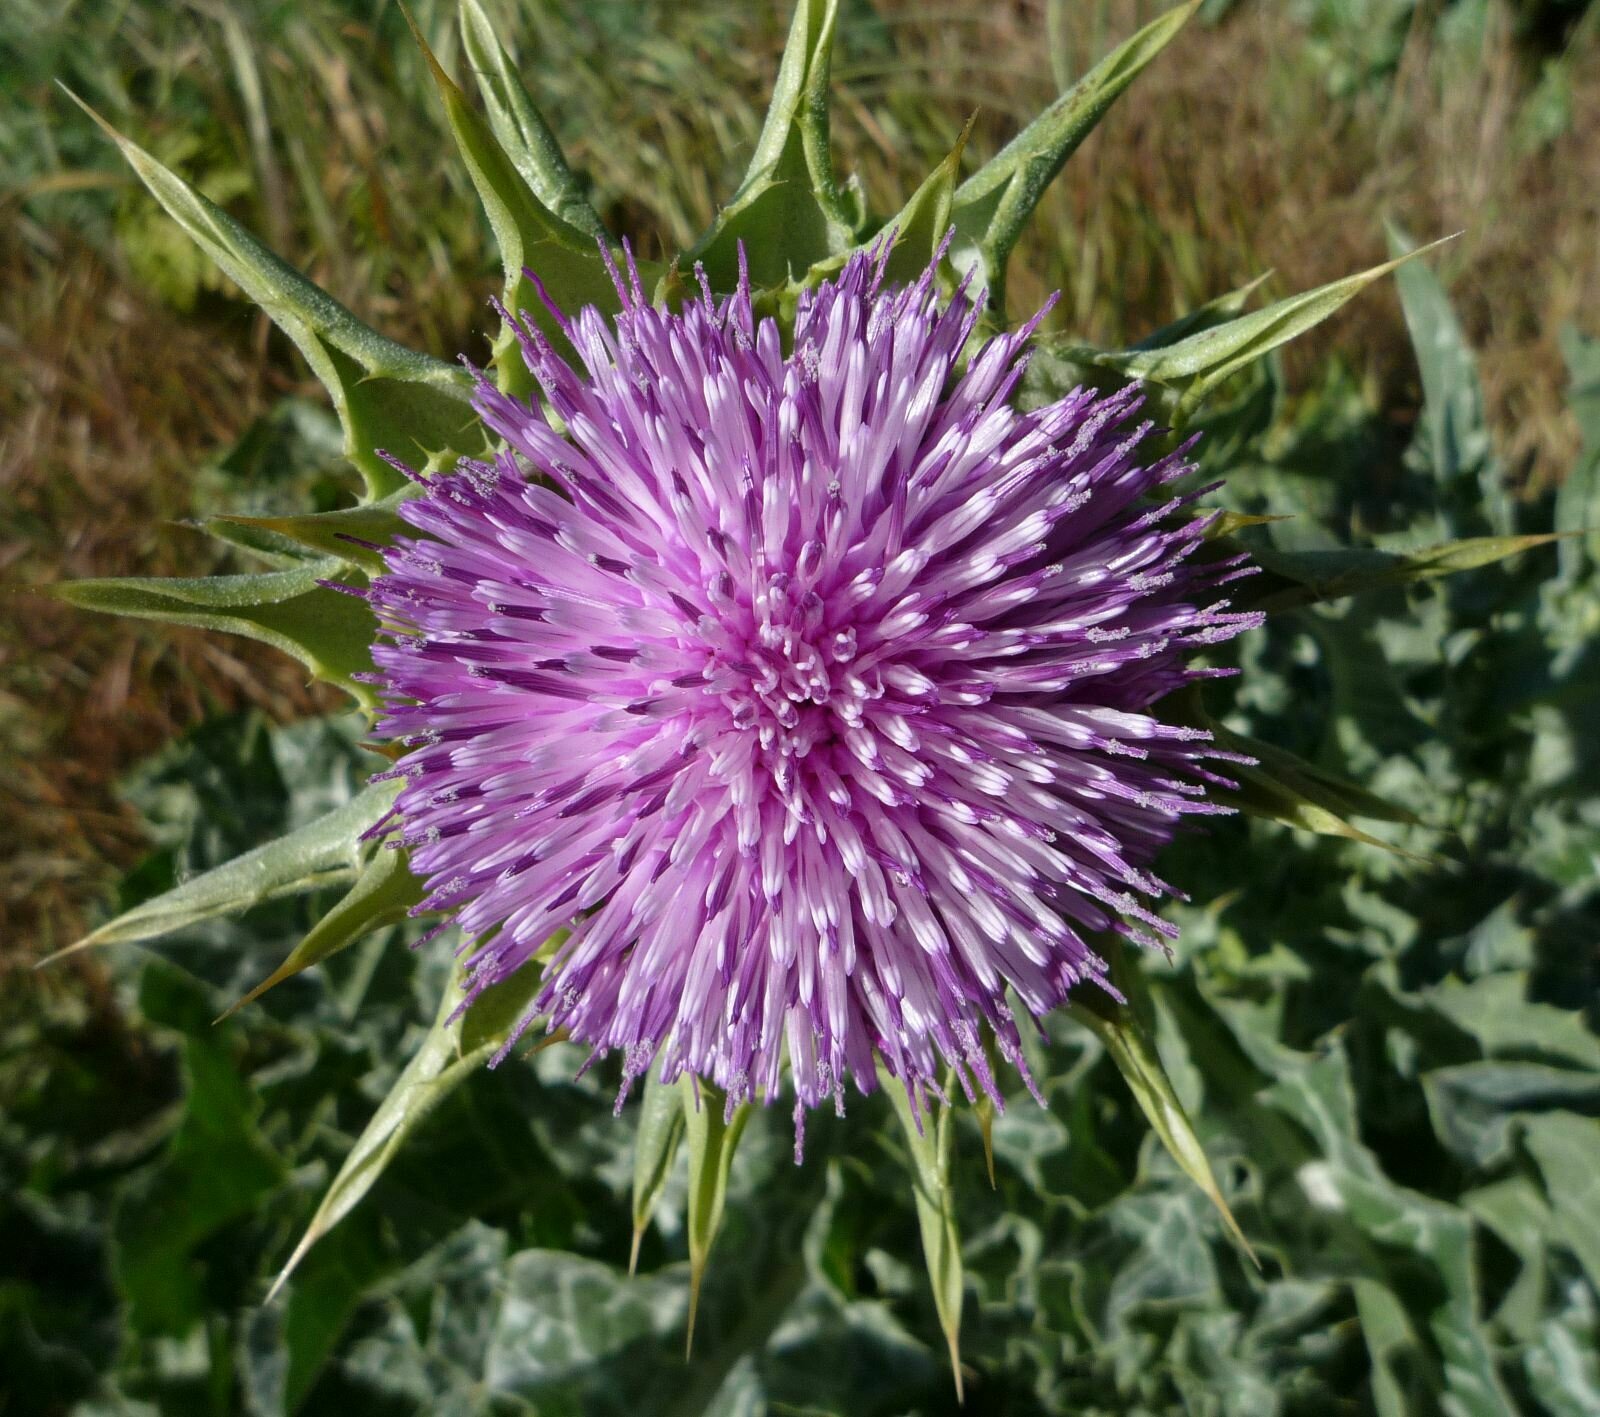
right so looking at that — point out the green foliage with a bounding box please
[62,93,482,498]
[44,775,397,964]
[1037,238,1457,426]
[457,0,610,243]
[1068,975,1254,1266]
[951,0,1201,319]
[203,478,418,575]
[687,0,861,290]
[52,560,382,708]
[879,1065,966,1398]
[404,5,634,386]
[1558,325,1600,574]
[680,1077,752,1355]
[224,843,425,1018]
[629,1071,684,1273]
[267,957,546,1300]
[11,377,1600,1400]
[1243,533,1567,613]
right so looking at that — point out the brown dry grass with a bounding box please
[869,0,1600,488]
[3,0,1596,967]
[0,230,338,964]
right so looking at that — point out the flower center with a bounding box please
[698,570,871,760]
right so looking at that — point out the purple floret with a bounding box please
[366,240,1259,1141]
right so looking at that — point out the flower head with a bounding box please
[367,242,1258,1141]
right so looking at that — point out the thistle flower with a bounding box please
[364,240,1261,1143]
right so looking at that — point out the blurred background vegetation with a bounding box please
[2,1,1598,1413]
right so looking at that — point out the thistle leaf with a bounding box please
[1169,686,1431,857]
[973,1022,1003,1189]
[880,128,966,286]
[1132,270,1275,351]
[629,1070,685,1275]
[1068,992,1256,1266]
[1388,224,1511,534]
[1240,534,1567,614]
[62,91,479,498]
[974,1093,997,1191]
[1557,324,1600,576]
[267,961,545,1301]
[207,489,418,574]
[402,7,634,385]
[1524,1115,1600,1295]
[804,120,971,291]
[1067,236,1456,423]
[457,0,610,242]
[197,519,324,568]
[878,1064,965,1400]
[459,958,551,1056]
[679,1076,751,1356]
[38,778,400,967]
[220,842,423,1019]
[688,0,857,289]
[52,561,379,707]
[951,0,1200,318]
[267,977,480,1301]
[1201,510,1291,540]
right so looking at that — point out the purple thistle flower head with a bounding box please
[367,240,1259,1142]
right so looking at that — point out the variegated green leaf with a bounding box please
[458,0,610,242]
[221,841,423,1018]
[52,560,379,707]
[950,0,1200,318]
[1524,1114,1600,1294]
[1241,534,1566,614]
[39,778,400,966]
[267,960,544,1300]
[679,1076,750,1355]
[687,0,858,289]
[879,1064,965,1399]
[64,92,479,498]
[629,1070,685,1275]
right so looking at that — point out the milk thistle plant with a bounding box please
[52,0,1557,1391]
